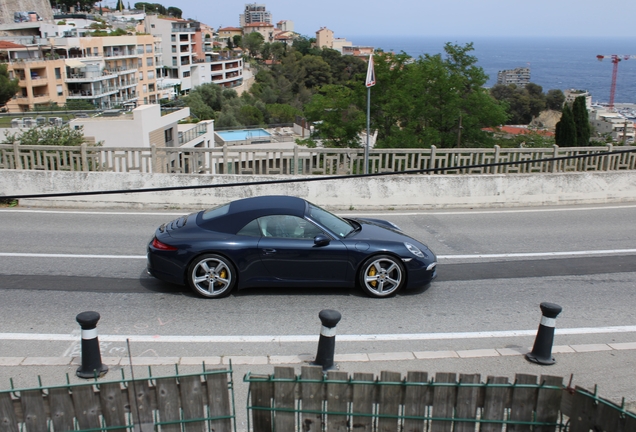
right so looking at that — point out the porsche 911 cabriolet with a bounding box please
[147,195,437,298]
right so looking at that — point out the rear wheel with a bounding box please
[187,254,236,298]
[359,255,405,298]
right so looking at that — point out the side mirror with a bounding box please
[314,234,330,247]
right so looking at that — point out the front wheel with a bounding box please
[358,255,405,298]
[187,254,236,298]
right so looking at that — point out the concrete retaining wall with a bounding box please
[2,170,636,210]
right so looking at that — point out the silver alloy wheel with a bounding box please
[189,255,234,298]
[361,256,404,297]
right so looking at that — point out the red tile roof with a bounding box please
[483,126,555,137]
[0,41,26,49]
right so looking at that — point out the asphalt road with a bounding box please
[1,203,635,418]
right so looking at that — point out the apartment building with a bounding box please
[496,67,531,88]
[3,33,159,111]
[243,22,275,43]
[145,15,244,94]
[240,3,271,27]
[315,27,333,49]
[564,89,592,110]
[589,109,635,144]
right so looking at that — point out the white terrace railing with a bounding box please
[0,143,635,175]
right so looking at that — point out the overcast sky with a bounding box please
[115,0,636,39]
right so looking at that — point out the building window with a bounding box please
[138,58,143,68]
[148,71,155,79]
[149,83,155,92]
[55,68,61,79]
[93,47,98,56]
[57,84,63,96]
[139,71,144,80]
[146,57,153,66]
[183,71,190,77]
[143,84,147,93]
[151,24,155,28]
[144,97,148,104]
[172,57,177,66]
[171,35,176,42]
[165,127,173,144]
[172,45,177,53]
[146,44,152,53]
[137,45,144,54]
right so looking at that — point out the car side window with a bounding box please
[236,219,261,237]
[258,215,324,239]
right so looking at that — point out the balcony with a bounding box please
[66,70,118,82]
[178,123,208,145]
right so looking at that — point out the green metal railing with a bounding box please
[1,363,236,432]
[243,372,567,431]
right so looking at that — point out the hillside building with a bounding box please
[70,104,214,150]
[589,108,635,144]
[496,67,530,88]
[240,3,271,27]
[144,15,244,95]
[3,34,161,111]
[564,89,592,110]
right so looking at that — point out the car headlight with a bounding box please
[404,242,425,258]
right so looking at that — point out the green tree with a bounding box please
[490,82,546,124]
[184,92,214,120]
[546,89,565,111]
[232,35,242,48]
[4,125,86,146]
[237,105,264,126]
[167,6,182,18]
[65,99,95,110]
[266,104,301,124]
[116,0,124,11]
[243,32,264,58]
[300,55,332,89]
[367,44,507,149]
[555,104,577,147]
[0,64,20,107]
[304,84,366,148]
[572,96,590,146]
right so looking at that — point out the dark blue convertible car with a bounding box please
[147,196,437,298]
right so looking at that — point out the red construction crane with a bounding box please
[596,54,636,110]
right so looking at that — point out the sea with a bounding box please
[350,36,636,104]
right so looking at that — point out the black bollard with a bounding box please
[525,302,562,365]
[312,309,342,371]
[76,311,108,379]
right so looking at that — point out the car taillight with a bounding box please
[152,237,178,251]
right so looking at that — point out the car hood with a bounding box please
[349,218,419,243]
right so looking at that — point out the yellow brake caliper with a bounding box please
[217,269,227,286]
[368,266,377,287]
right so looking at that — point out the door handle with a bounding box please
[262,248,277,254]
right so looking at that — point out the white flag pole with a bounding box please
[365,54,375,175]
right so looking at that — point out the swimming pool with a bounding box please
[216,128,271,141]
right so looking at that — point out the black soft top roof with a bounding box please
[196,195,307,233]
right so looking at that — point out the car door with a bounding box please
[256,215,349,284]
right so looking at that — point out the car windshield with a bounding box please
[307,203,355,238]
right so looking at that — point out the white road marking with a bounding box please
[0,252,146,259]
[1,325,635,343]
[437,249,636,259]
[3,248,636,260]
